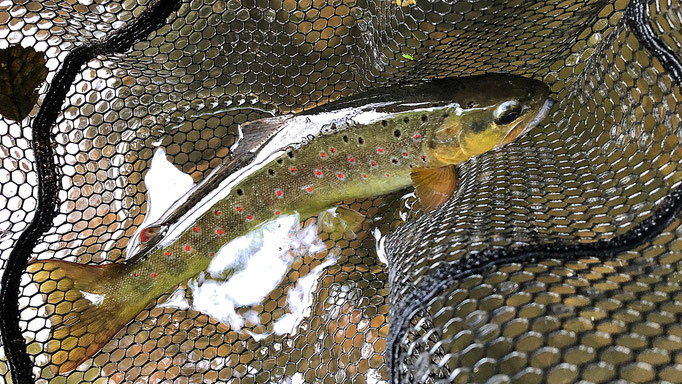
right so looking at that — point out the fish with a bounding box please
[27,73,553,373]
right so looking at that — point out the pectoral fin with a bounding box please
[410,165,458,212]
[318,207,366,236]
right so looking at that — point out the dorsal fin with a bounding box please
[144,115,294,236]
[230,114,293,160]
[410,165,458,212]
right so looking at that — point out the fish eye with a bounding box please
[494,101,523,125]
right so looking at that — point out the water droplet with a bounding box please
[263,9,276,23]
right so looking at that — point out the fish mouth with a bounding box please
[500,97,555,146]
[522,97,555,135]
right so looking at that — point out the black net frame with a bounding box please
[0,0,680,383]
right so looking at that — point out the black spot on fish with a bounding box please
[470,120,487,133]
[287,151,294,158]
[421,115,428,122]
[277,158,283,164]
[237,189,243,196]
[394,130,401,138]
[268,169,275,176]
[358,137,364,145]
[343,135,349,143]
[403,117,409,123]
[442,113,449,118]
[467,101,474,108]
[381,120,387,127]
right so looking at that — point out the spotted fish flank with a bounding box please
[26,74,553,374]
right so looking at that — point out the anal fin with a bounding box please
[410,165,458,212]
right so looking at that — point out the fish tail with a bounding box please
[27,259,134,374]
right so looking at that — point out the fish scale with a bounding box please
[26,73,552,374]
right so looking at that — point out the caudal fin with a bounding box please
[27,259,133,374]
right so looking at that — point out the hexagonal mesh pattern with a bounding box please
[0,0,680,383]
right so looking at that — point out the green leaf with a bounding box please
[0,45,48,122]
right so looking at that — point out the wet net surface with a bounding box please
[0,0,681,383]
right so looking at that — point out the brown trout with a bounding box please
[28,74,552,373]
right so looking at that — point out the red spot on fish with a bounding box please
[247,214,254,221]
[165,251,171,257]
[377,147,384,154]
[337,172,344,180]
[392,158,399,164]
[421,154,427,162]
[193,226,200,232]
[210,252,215,256]
[215,210,221,216]
[330,147,336,153]
[403,151,409,157]
[290,167,296,174]
[133,272,139,277]
[413,133,421,140]
[386,173,390,177]
[315,169,323,177]
[320,151,326,158]
[151,273,157,278]
[348,156,355,163]
[185,245,191,252]
[370,161,377,167]
[236,206,243,213]
[275,210,281,215]
[306,186,313,193]
[275,189,283,198]
[216,229,224,235]
[362,174,367,178]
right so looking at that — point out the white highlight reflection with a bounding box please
[372,227,388,266]
[81,291,104,306]
[128,148,193,257]
[273,256,336,335]
[143,148,194,223]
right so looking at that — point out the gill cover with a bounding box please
[424,74,552,165]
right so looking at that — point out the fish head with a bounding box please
[425,74,553,165]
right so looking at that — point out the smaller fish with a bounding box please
[27,74,553,373]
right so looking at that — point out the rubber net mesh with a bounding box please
[1,0,681,383]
